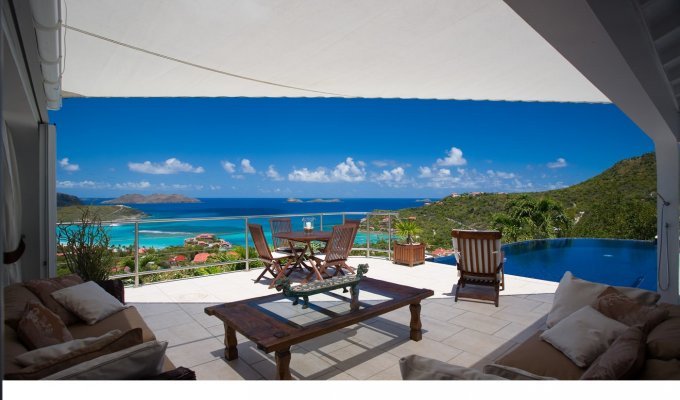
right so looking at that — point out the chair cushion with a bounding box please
[23,275,84,326]
[271,251,292,259]
[540,306,628,368]
[580,326,646,380]
[50,281,128,325]
[17,302,73,350]
[546,271,660,328]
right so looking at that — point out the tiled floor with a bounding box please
[125,257,558,380]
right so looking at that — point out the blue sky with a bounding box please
[49,97,653,198]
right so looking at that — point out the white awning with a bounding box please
[59,0,608,103]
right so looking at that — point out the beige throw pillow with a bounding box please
[580,326,646,380]
[593,287,668,332]
[23,275,84,326]
[17,302,73,350]
[546,271,660,328]
[541,305,628,368]
[51,281,127,325]
[15,330,122,367]
[44,340,168,380]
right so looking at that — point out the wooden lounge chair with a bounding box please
[451,229,505,307]
[310,223,357,278]
[249,223,293,289]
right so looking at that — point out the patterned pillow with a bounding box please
[593,287,668,332]
[17,301,73,350]
[580,326,646,380]
[23,275,84,325]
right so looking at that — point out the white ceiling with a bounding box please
[60,0,608,102]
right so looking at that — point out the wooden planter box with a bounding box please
[393,243,426,267]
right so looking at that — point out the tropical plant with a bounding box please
[492,195,571,242]
[57,207,114,282]
[395,218,422,244]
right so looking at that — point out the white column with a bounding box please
[655,139,680,304]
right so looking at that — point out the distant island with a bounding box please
[57,193,83,207]
[57,204,147,222]
[287,198,341,203]
[415,199,432,203]
[103,193,200,204]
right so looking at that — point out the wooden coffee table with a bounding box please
[204,277,434,380]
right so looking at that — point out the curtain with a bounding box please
[2,123,22,285]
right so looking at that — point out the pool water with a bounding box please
[433,238,657,291]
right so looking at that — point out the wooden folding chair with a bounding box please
[310,223,357,278]
[249,223,292,289]
[451,229,505,307]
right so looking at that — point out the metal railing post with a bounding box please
[388,213,392,260]
[244,217,249,270]
[366,213,371,258]
[134,222,139,287]
[320,214,324,231]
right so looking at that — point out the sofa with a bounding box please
[401,271,680,380]
[3,274,194,380]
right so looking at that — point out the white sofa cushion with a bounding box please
[546,271,660,328]
[51,281,128,325]
[15,329,121,367]
[541,305,628,368]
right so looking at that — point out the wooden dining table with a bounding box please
[273,230,332,282]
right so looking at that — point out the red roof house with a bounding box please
[192,252,210,263]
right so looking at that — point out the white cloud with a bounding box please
[436,147,467,167]
[418,166,433,178]
[128,158,204,174]
[372,160,389,167]
[374,167,408,187]
[59,158,80,172]
[331,157,366,182]
[486,170,516,179]
[221,161,236,174]
[209,185,221,190]
[114,181,151,190]
[288,168,330,182]
[241,159,256,174]
[288,157,367,183]
[266,165,284,181]
[158,183,204,191]
[547,157,567,169]
[57,180,100,189]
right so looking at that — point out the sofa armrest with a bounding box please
[146,366,196,380]
[96,279,125,304]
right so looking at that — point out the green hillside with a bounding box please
[396,153,657,248]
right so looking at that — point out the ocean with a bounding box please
[85,197,426,249]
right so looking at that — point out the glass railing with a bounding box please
[56,211,398,286]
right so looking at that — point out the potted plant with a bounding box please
[57,207,123,301]
[393,217,426,267]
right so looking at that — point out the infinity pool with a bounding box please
[434,238,657,290]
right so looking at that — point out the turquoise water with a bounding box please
[433,238,657,291]
[76,198,419,249]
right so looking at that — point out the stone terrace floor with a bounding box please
[125,257,559,380]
